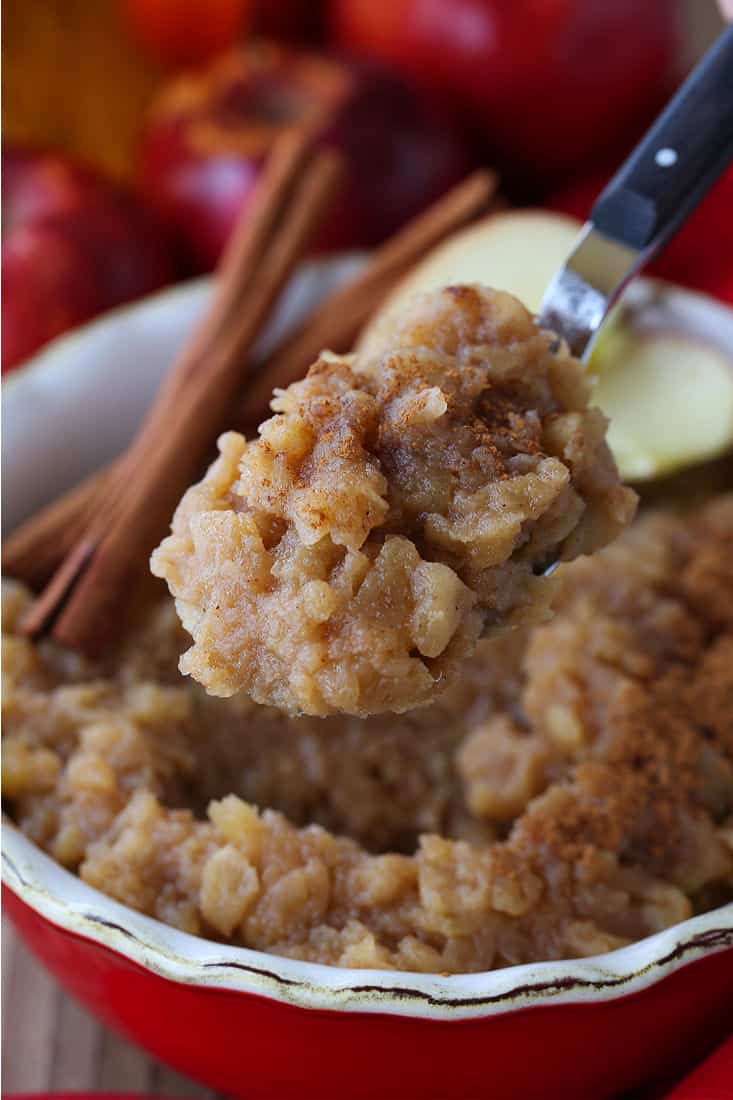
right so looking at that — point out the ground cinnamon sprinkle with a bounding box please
[151,284,636,717]
[4,495,732,972]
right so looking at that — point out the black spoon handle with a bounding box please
[591,27,733,259]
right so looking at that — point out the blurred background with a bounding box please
[2,0,730,375]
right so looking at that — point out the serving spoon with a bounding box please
[533,26,733,577]
[538,26,733,362]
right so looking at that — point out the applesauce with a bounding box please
[4,496,732,972]
[152,285,636,716]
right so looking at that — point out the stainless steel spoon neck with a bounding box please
[538,27,733,361]
[536,223,640,361]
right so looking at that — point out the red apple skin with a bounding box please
[328,0,679,192]
[2,147,175,373]
[138,43,474,269]
[123,0,321,67]
[122,0,255,68]
[253,0,323,43]
[2,225,100,372]
[549,165,733,307]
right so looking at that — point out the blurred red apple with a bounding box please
[138,42,473,269]
[252,0,323,43]
[550,165,733,307]
[328,0,679,192]
[123,0,255,67]
[2,146,175,373]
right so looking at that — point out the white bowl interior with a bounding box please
[3,263,733,1017]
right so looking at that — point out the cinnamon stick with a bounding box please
[4,169,497,591]
[21,132,342,648]
[3,465,108,590]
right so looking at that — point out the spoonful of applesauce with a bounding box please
[150,32,732,719]
[151,283,636,717]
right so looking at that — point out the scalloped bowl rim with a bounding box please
[3,267,733,1022]
[5,824,732,1021]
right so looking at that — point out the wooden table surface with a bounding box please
[2,1,725,1094]
[2,918,217,1096]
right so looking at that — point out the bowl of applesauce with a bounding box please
[4,254,733,1100]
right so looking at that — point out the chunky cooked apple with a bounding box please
[4,496,733,972]
[152,285,636,716]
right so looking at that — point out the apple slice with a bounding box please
[591,319,733,481]
[360,210,733,481]
[359,211,580,361]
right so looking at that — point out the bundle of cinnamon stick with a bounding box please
[6,129,497,655]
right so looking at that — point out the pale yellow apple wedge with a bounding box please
[593,331,733,480]
[359,211,580,360]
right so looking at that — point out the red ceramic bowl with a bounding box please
[4,269,733,1100]
[4,826,733,1100]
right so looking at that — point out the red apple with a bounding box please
[122,0,321,68]
[252,0,324,43]
[138,42,473,269]
[122,0,255,68]
[327,0,679,192]
[2,146,175,373]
